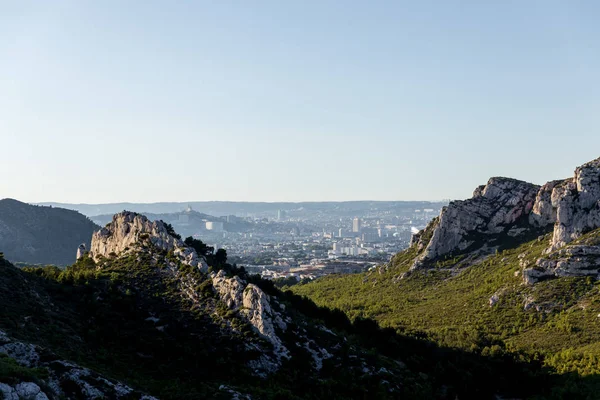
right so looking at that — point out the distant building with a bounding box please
[352,217,361,233]
[277,210,286,220]
[206,221,224,232]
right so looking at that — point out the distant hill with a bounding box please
[37,200,447,218]
[0,198,99,265]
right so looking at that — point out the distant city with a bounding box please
[43,201,447,282]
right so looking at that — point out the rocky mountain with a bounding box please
[0,199,99,265]
[410,157,600,283]
[294,156,600,399]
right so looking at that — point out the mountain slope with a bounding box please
[293,156,600,398]
[0,199,99,265]
[0,214,573,399]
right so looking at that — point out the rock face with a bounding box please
[527,158,600,282]
[0,329,157,400]
[89,212,291,376]
[90,212,207,271]
[546,158,600,251]
[76,244,86,260]
[211,270,289,375]
[412,177,540,269]
[524,244,600,284]
[409,157,600,284]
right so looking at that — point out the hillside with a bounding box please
[293,156,600,397]
[0,214,581,399]
[0,199,99,265]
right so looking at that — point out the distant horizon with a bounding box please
[35,199,450,205]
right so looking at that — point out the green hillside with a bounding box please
[292,229,600,397]
[0,243,585,399]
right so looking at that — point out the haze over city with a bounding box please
[3,1,600,203]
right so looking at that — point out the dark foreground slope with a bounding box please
[0,215,575,400]
[294,157,600,398]
[0,199,98,265]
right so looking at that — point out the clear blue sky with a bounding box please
[2,1,599,203]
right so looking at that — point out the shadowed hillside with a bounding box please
[0,199,99,265]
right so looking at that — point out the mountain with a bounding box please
[0,199,99,265]
[89,210,215,227]
[293,156,600,398]
[37,201,446,219]
[0,213,577,399]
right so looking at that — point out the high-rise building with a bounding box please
[352,217,361,233]
[277,210,286,220]
[206,221,224,232]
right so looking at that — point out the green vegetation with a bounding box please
[5,223,600,398]
[162,221,181,240]
[0,354,48,385]
[293,228,600,398]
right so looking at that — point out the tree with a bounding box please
[184,237,213,257]
[214,248,228,267]
[163,222,182,240]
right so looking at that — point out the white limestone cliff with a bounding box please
[211,270,290,375]
[90,212,207,272]
[412,177,540,269]
[409,157,600,283]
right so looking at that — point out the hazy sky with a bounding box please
[2,1,600,203]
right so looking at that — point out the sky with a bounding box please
[1,1,600,203]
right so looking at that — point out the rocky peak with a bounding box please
[408,156,600,284]
[90,211,206,271]
[412,177,540,269]
[546,157,600,252]
[524,157,600,283]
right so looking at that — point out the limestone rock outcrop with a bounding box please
[211,270,289,375]
[528,158,600,283]
[524,244,600,284]
[409,156,600,284]
[90,211,207,272]
[76,243,86,260]
[546,158,600,251]
[412,177,540,269]
[0,329,157,400]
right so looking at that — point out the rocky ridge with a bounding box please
[90,212,207,272]
[211,270,290,375]
[412,177,542,269]
[410,157,600,283]
[90,212,332,378]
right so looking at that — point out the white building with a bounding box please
[352,217,361,233]
[206,221,224,232]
